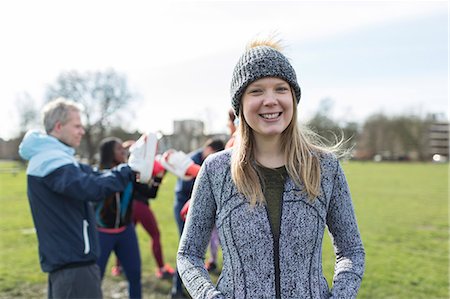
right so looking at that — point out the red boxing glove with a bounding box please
[185,163,201,178]
[160,149,199,180]
[152,160,165,177]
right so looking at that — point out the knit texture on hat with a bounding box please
[230,46,301,116]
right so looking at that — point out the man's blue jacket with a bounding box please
[19,130,134,273]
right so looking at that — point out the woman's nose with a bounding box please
[263,91,277,106]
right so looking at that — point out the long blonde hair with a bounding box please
[230,40,343,205]
[231,98,341,205]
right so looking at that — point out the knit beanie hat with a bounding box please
[230,45,301,116]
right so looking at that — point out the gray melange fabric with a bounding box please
[177,149,365,299]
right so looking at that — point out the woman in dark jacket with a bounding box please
[111,140,175,280]
[95,137,142,299]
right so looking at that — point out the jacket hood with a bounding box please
[18,130,78,176]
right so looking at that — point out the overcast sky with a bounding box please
[0,0,447,140]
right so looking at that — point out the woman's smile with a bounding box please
[242,77,293,138]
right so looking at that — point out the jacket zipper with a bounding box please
[82,219,90,254]
[115,192,121,228]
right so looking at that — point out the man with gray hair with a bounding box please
[18,98,152,298]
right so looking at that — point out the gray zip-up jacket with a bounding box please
[177,149,365,299]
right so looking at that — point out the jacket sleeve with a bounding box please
[43,163,135,202]
[177,162,225,299]
[326,160,365,298]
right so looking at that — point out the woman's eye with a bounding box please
[276,87,289,92]
[249,89,262,94]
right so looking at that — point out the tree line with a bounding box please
[308,97,444,161]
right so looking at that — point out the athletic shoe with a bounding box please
[205,261,217,272]
[111,265,122,277]
[156,264,175,280]
[128,132,158,183]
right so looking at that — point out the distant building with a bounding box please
[426,120,449,162]
[158,119,228,154]
[0,137,22,160]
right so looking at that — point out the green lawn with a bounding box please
[0,161,448,298]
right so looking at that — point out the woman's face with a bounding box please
[242,77,294,139]
[113,142,127,164]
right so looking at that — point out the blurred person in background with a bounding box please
[95,137,143,299]
[111,140,175,280]
[171,138,225,299]
[225,107,238,149]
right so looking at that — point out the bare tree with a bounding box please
[45,69,134,162]
[16,92,39,134]
[357,113,430,160]
[307,98,358,150]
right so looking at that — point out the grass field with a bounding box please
[0,160,448,298]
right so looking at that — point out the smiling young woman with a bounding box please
[177,37,365,299]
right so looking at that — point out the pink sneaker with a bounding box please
[156,264,175,280]
[205,261,217,272]
[111,265,122,277]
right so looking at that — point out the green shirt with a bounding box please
[257,164,288,239]
[256,164,288,299]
